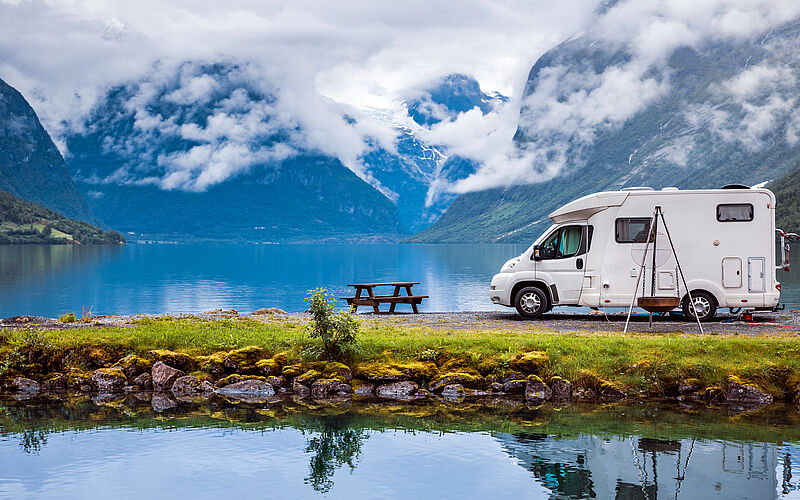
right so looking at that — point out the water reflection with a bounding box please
[2,396,800,498]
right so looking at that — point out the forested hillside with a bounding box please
[0,190,125,245]
[770,163,800,234]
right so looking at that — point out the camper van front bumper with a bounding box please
[490,273,513,306]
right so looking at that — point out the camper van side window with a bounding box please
[615,218,651,243]
[717,204,753,222]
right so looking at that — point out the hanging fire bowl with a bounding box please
[637,296,680,313]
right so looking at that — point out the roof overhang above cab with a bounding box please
[549,191,629,223]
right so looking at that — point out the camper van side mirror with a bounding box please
[532,245,542,261]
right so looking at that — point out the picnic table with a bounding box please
[341,282,428,314]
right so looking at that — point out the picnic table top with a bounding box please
[347,282,419,287]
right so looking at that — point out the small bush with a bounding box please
[80,306,93,323]
[304,288,360,361]
[59,313,76,323]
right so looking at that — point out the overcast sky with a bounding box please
[2,0,799,196]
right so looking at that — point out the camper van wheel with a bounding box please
[514,287,548,319]
[682,292,717,322]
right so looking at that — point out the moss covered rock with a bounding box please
[727,375,773,405]
[221,346,267,373]
[256,358,281,376]
[295,369,323,386]
[282,364,305,379]
[42,372,67,392]
[215,374,267,388]
[573,370,625,401]
[271,352,290,366]
[429,370,483,392]
[354,362,405,382]
[147,350,197,372]
[112,355,152,379]
[322,362,352,382]
[66,368,90,390]
[550,376,572,400]
[509,351,549,373]
[525,374,552,403]
[198,353,225,375]
[350,379,375,396]
[89,368,127,392]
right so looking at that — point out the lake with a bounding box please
[1,243,799,318]
[1,396,799,499]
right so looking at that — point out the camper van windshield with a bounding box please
[615,218,652,243]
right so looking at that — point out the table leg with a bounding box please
[367,286,380,314]
[389,285,401,313]
[405,285,419,313]
[351,287,363,313]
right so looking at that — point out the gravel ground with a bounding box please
[2,308,799,336]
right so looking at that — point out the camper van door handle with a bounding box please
[576,258,584,270]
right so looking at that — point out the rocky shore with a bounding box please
[0,346,780,413]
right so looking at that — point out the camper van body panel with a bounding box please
[491,188,781,314]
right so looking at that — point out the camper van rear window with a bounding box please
[716,204,753,222]
[615,218,652,243]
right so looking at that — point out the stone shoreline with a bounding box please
[1,346,779,413]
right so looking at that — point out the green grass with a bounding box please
[2,316,800,396]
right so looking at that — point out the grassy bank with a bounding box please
[2,315,800,399]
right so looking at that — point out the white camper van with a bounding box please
[490,186,790,321]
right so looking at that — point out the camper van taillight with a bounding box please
[777,283,781,291]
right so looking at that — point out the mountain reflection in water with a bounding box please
[1,396,800,499]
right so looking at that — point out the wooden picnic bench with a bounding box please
[341,282,428,314]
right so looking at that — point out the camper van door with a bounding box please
[535,223,588,303]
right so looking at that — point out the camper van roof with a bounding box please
[548,191,628,223]
[548,187,776,223]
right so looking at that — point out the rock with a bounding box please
[678,378,701,395]
[215,374,266,387]
[295,369,323,386]
[147,350,196,372]
[353,362,405,383]
[151,361,185,391]
[429,371,483,392]
[441,384,465,400]
[282,364,305,379]
[600,385,626,401]
[485,375,500,385]
[695,385,726,403]
[252,307,287,315]
[376,381,419,399]
[266,376,285,389]
[112,355,152,379]
[335,383,352,395]
[151,392,178,412]
[12,377,40,394]
[215,379,275,399]
[199,380,215,393]
[323,362,353,382]
[351,380,375,396]
[256,358,281,376]
[271,352,290,366]
[65,369,90,389]
[311,378,341,399]
[490,382,505,392]
[503,379,527,394]
[292,381,310,397]
[550,376,572,400]
[416,388,431,398]
[501,372,526,384]
[204,308,238,315]
[198,353,225,375]
[221,346,267,373]
[132,373,153,389]
[171,375,202,395]
[525,375,552,403]
[41,373,67,392]
[727,376,773,405]
[90,368,127,392]
[509,351,549,373]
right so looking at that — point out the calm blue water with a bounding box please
[0,244,527,317]
[0,397,799,499]
[0,242,798,318]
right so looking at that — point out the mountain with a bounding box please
[769,162,800,234]
[0,78,95,222]
[412,17,800,243]
[362,75,507,232]
[63,62,404,242]
[0,190,124,245]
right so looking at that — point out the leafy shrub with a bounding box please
[59,313,76,323]
[304,288,360,361]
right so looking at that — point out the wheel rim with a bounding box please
[691,296,711,318]
[520,292,542,314]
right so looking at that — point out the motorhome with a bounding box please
[490,186,792,321]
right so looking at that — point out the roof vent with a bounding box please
[721,184,750,190]
[621,186,654,191]
[661,187,679,191]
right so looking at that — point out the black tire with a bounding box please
[514,286,549,319]
[682,291,717,322]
